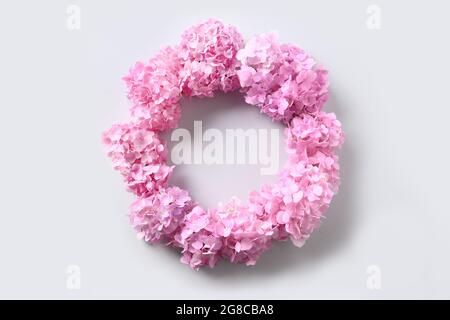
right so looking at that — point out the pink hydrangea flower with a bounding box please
[102,122,173,196]
[210,198,273,266]
[178,19,244,97]
[179,230,223,269]
[130,187,193,243]
[173,198,275,269]
[123,46,182,131]
[275,164,332,246]
[174,206,222,269]
[237,33,329,123]
[273,112,344,246]
[287,111,344,154]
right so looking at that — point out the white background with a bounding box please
[0,0,449,299]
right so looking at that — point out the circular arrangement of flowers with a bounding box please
[103,19,344,269]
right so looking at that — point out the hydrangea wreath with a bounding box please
[103,19,344,269]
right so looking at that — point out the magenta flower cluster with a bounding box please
[103,19,344,269]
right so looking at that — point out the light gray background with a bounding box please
[0,0,449,299]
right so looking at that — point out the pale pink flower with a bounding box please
[102,122,172,196]
[123,46,182,131]
[178,19,244,97]
[237,33,329,123]
[130,187,193,243]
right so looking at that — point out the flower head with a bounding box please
[123,46,182,131]
[130,187,193,243]
[102,122,172,196]
[178,19,244,97]
[237,33,329,123]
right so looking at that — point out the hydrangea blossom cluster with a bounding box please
[123,46,182,131]
[103,19,344,269]
[237,33,329,123]
[130,187,193,243]
[178,19,244,97]
[102,122,172,196]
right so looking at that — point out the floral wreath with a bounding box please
[103,19,344,269]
